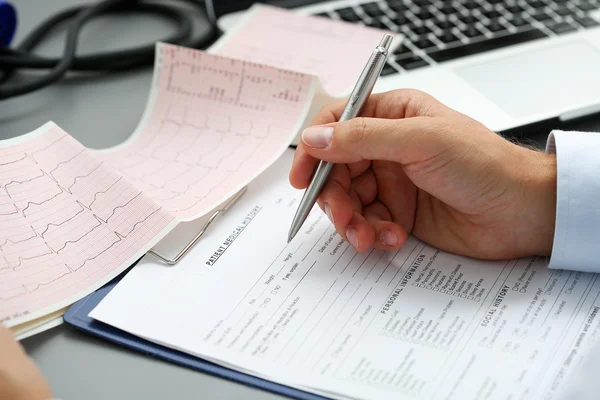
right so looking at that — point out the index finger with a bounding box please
[289,89,444,189]
[312,89,444,124]
[289,102,341,190]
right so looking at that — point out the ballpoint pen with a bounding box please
[287,33,393,243]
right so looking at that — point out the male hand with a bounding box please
[0,325,53,400]
[290,89,556,260]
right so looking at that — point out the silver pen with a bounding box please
[288,33,393,243]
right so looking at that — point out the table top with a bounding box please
[5,2,600,400]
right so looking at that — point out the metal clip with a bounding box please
[147,187,248,265]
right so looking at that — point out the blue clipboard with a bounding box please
[63,274,328,400]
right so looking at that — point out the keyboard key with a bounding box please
[391,14,410,27]
[386,0,408,12]
[547,21,578,34]
[392,13,409,23]
[437,30,460,43]
[438,4,458,15]
[380,62,399,76]
[531,10,553,22]
[462,1,481,10]
[396,55,429,70]
[336,7,354,16]
[526,0,546,9]
[482,10,502,19]
[412,0,433,6]
[507,15,529,27]
[487,19,507,33]
[414,10,435,21]
[504,4,526,14]
[366,19,387,29]
[552,6,574,17]
[575,3,599,12]
[361,2,386,18]
[575,16,600,28]
[336,7,361,22]
[427,29,547,62]
[393,43,414,57]
[312,12,330,18]
[414,37,436,49]
[436,19,455,30]
[410,24,432,35]
[461,26,484,38]
[459,14,478,25]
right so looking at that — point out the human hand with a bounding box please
[290,89,557,260]
[0,325,53,400]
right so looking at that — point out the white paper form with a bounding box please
[91,149,600,400]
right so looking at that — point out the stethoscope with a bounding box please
[0,0,221,101]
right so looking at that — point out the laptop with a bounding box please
[215,0,600,134]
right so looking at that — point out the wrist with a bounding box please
[515,148,557,256]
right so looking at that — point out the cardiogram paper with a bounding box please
[210,3,399,96]
[1,4,399,332]
[0,42,317,328]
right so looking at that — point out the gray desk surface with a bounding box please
[4,2,600,400]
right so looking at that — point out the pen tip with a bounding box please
[288,221,300,244]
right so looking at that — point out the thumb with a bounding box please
[300,116,437,164]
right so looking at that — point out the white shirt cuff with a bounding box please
[546,130,600,273]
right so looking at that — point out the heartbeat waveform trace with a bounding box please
[1,126,173,324]
[1,43,315,327]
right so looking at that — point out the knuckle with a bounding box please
[344,117,369,145]
[318,103,334,116]
[401,89,441,118]
[313,104,338,125]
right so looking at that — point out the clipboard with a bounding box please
[9,186,250,340]
[146,142,296,266]
[62,155,330,399]
[146,186,248,265]
[63,276,328,400]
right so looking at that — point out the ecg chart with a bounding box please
[99,43,315,220]
[0,126,174,326]
[211,4,398,96]
[1,43,318,327]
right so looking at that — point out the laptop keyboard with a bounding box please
[311,0,600,75]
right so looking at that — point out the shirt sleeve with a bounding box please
[545,130,600,273]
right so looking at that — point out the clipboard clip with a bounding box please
[147,187,248,265]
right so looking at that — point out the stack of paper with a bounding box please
[0,4,397,339]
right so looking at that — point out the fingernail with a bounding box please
[381,230,397,247]
[324,202,334,224]
[302,126,334,149]
[346,227,358,250]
